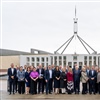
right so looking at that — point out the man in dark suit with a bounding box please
[37,65,44,94]
[15,65,19,93]
[73,64,80,92]
[73,65,81,94]
[89,66,97,94]
[44,65,54,94]
[7,63,17,95]
[86,66,90,93]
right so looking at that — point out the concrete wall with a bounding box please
[0,56,20,70]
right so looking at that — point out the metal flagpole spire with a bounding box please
[75,6,76,18]
[74,6,78,35]
[54,6,97,54]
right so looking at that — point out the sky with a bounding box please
[1,0,100,54]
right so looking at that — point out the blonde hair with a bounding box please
[98,68,100,72]
[69,68,72,73]
[82,67,86,71]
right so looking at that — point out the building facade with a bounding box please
[20,54,100,68]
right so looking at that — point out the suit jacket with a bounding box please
[89,70,97,81]
[8,68,17,81]
[17,71,25,81]
[37,68,44,78]
[73,69,81,81]
[44,69,53,81]
[86,69,90,78]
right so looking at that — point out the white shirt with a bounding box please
[92,70,94,76]
[87,69,89,73]
[24,69,26,72]
[49,70,52,78]
[39,69,41,75]
[11,68,14,74]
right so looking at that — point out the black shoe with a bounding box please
[94,93,96,95]
[82,93,85,94]
[89,93,92,95]
[9,93,11,95]
[49,92,52,94]
[13,93,15,95]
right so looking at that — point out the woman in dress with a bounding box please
[25,66,31,94]
[30,67,39,95]
[60,68,67,94]
[67,68,74,94]
[54,66,60,94]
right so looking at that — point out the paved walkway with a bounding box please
[0,78,100,100]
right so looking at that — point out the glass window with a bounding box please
[64,56,66,60]
[37,57,40,62]
[68,62,72,66]
[89,56,92,60]
[79,62,82,66]
[73,56,77,60]
[42,63,44,67]
[37,63,39,66]
[32,57,35,62]
[27,57,30,62]
[46,57,48,62]
[94,56,96,60]
[84,61,87,65]
[59,61,62,65]
[32,63,34,66]
[54,56,57,61]
[54,61,57,66]
[59,56,62,59]
[42,57,44,62]
[84,56,87,60]
[64,61,66,66]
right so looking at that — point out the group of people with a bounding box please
[7,63,100,95]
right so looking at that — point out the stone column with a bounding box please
[35,57,37,67]
[62,56,63,67]
[57,56,59,66]
[40,57,41,65]
[92,56,93,66]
